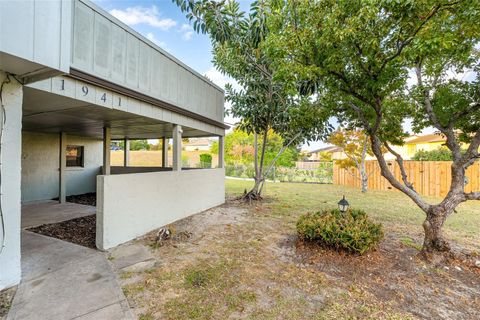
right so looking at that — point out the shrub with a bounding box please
[296,209,383,254]
[199,153,212,168]
[412,148,452,161]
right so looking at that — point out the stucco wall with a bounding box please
[96,168,225,250]
[0,72,22,290]
[21,132,103,202]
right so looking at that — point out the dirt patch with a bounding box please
[28,215,96,249]
[66,192,96,206]
[0,287,16,319]
[289,232,480,319]
[117,196,480,320]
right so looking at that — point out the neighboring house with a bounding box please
[302,146,343,161]
[365,134,446,160]
[304,133,448,164]
[0,0,227,290]
[184,138,213,151]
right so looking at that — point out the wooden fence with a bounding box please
[333,160,480,198]
[295,161,331,170]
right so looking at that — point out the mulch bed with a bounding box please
[27,215,96,249]
[66,192,97,206]
[0,287,16,318]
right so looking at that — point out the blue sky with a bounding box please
[93,0,328,149]
[92,0,459,151]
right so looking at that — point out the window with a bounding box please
[66,145,84,167]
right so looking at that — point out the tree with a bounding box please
[211,129,300,167]
[271,0,480,257]
[174,0,330,200]
[329,129,373,193]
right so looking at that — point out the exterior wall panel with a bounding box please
[73,1,94,72]
[21,132,103,202]
[0,0,71,78]
[71,0,224,124]
[93,13,111,78]
[34,1,62,68]
[96,168,225,250]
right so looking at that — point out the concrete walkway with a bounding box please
[7,231,134,320]
[22,200,95,229]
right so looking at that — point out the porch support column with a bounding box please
[103,127,111,175]
[172,125,182,171]
[59,132,67,203]
[123,138,129,167]
[218,135,225,168]
[0,71,22,289]
[161,137,168,167]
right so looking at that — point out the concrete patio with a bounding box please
[5,202,134,319]
[22,200,95,229]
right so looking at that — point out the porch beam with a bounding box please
[59,132,67,203]
[162,137,168,167]
[218,135,225,168]
[172,125,182,171]
[103,127,111,175]
[124,138,129,167]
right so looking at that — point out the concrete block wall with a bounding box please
[96,168,225,250]
[21,132,103,202]
[0,72,23,289]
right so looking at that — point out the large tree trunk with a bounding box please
[243,131,268,202]
[422,207,450,254]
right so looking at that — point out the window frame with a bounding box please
[66,145,85,168]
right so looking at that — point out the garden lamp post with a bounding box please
[338,195,350,213]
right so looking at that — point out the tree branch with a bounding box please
[465,192,480,200]
[383,141,415,191]
[263,132,302,178]
[370,135,430,212]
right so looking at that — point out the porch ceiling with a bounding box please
[22,87,213,139]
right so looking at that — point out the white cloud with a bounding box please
[109,6,177,30]
[179,24,194,41]
[146,32,170,52]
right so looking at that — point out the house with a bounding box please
[0,0,226,290]
[302,134,448,165]
[184,138,213,151]
[302,146,343,161]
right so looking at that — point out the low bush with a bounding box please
[296,209,383,254]
[199,153,212,168]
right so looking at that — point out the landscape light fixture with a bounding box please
[338,195,350,213]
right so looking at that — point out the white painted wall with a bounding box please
[96,168,225,250]
[72,0,224,123]
[0,0,71,78]
[0,72,22,290]
[21,132,102,202]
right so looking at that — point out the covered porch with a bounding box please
[21,74,226,251]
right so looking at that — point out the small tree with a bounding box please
[329,129,373,193]
[175,0,330,200]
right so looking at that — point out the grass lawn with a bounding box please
[226,180,480,250]
[110,150,218,167]
[119,180,480,320]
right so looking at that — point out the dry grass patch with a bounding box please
[118,180,480,319]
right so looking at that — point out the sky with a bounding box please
[92,1,278,142]
[92,0,475,151]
